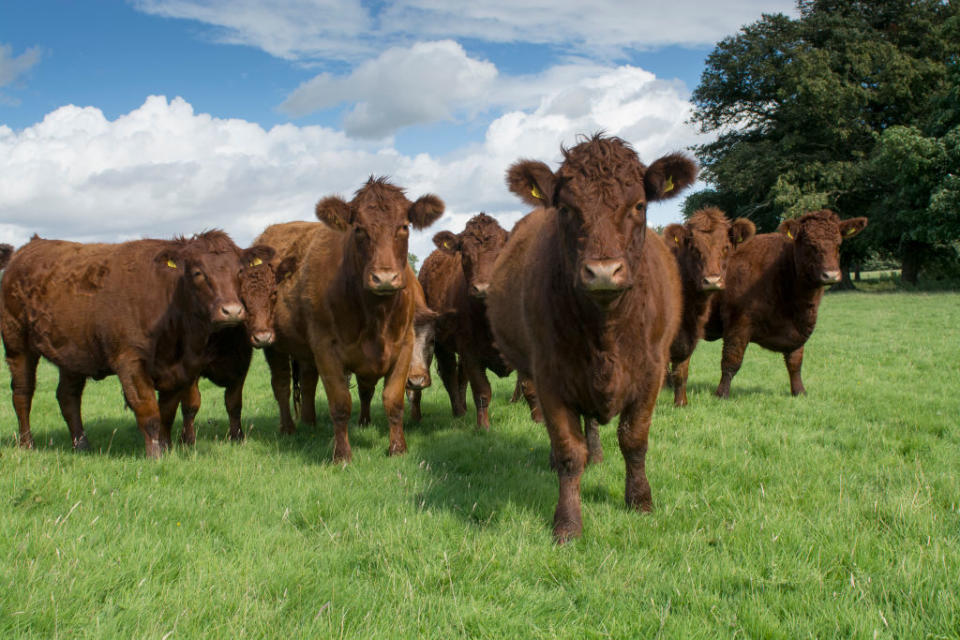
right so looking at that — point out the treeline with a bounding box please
[685,0,959,285]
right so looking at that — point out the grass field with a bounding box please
[2,291,959,638]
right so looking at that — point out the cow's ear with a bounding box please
[316,196,353,230]
[274,256,298,283]
[155,246,185,272]
[408,194,445,230]
[839,217,868,240]
[645,153,698,201]
[242,244,276,268]
[778,218,801,240]
[663,224,687,251]
[506,160,556,207]
[433,231,460,254]
[729,218,756,246]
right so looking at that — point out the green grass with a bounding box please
[2,291,959,638]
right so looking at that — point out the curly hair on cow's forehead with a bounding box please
[557,134,646,206]
[687,207,730,233]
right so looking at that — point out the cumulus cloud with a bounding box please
[132,0,798,62]
[281,41,498,138]
[0,63,702,259]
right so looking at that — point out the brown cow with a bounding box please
[706,209,867,398]
[0,231,261,457]
[404,277,437,422]
[662,208,755,407]
[178,251,298,444]
[256,176,443,462]
[413,213,512,429]
[487,134,696,541]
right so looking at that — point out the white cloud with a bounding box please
[0,63,704,259]
[132,0,799,62]
[280,40,498,138]
[0,43,43,92]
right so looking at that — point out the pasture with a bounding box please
[2,291,959,638]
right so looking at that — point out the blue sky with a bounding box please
[0,0,797,258]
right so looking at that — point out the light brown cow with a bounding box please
[256,177,443,461]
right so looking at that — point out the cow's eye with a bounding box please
[193,270,204,280]
[635,202,646,214]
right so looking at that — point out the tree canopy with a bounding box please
[687,0,960,282]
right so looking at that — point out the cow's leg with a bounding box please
[6,348,40,449]
[158,388,184,450]
[715,328,748,399]
[671,356,691,407]
[179,381,201,445]
[56,369,89,451]
[519,375,543,423]
[618,395,658,514]
[299,364,319,426]
[462,355,492,430]
[408,389,423,422]
[224,372,246,440]
[264,347,296,435]
[585,417,603,465]
[456,360,468,416]
[435,343,465,417]
[358,379,375,428]
[510,378,522,403]
[784,346,806,396]
[314,355,353,463]
[116,359,167,458]
[381,344,411,456]
[538,386,587,542]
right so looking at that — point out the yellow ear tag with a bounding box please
[674,236,680,245]
[845,227,856,236]
[443,241,452,249]
[250,257,263,267]
[663,176,674,194]
[786,230,794,240]
[166,259,177,269]
[531,186,544,200]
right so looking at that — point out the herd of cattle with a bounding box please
[0,134,867,541]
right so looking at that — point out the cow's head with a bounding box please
[778,210,868,286]
[433,213,509,300]
[507,134,697,305]
[156,230,248,327]
[664,208,755,292]
[407,303,439,391]
[315,176,444,295]
[0,243,13,270]
[239,247,297,348]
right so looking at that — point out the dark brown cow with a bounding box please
[0,231,261,457]
[487,134,696,541]
[256,177,443,462]
[706,209,867,397]
[413,213,512,429]
[0,244,12,270]
[178,251,298,444]
[662,208,755,406]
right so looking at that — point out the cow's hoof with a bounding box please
[18,435,35,449]
[387,440,407,456]
[73,434,91,451]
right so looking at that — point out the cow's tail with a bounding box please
[292,358,301,419]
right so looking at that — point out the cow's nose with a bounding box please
[218,303,246,324]
[701,275,723,290]
[406,374,430,390]
[581,259,630,292]
[369,270,403,293]
[470,282,490,298]
[820,270,841,284]
[251,330,275,347]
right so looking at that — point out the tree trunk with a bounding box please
[834,252,857,290]
[854,262,861,282]
[901,241,924,285]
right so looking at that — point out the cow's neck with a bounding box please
[779,247,824,333]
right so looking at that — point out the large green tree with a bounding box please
[687,0,959,283]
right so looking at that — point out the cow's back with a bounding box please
[1,238,177,375]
